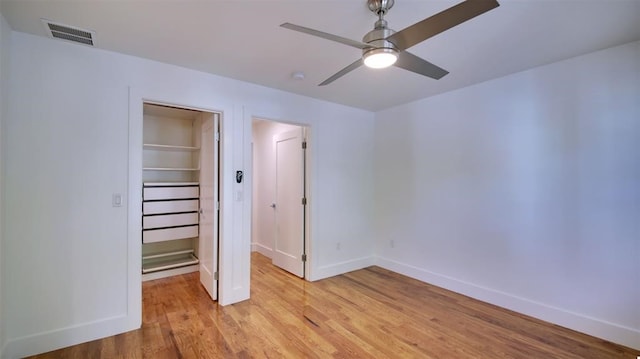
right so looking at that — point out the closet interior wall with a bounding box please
[141,103,204,281]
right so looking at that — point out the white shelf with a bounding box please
[142,264,198,281]
[143,249,195,260]
[142,250,199,274]
[143,143,200,151]
[144,181,199,187]
[143,167,200,171]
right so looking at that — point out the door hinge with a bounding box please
[214,272,219,280]
[215,132,220,141]
[301,254,307,262]
[302,141,307,149]
[216,201,220,211]
[302,197,307,205]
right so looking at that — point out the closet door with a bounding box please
[199,114,219,300]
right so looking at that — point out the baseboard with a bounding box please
[251,242,273,258]
[2,314,138,359]
[1,329,5,359]
[375,256,640,350]
[309,256,376,281]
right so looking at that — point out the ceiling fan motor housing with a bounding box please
[363,22,397,57]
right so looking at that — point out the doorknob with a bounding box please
[270,203,276,209]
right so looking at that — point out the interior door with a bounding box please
[273,128,305,277]
[199,113,219,300]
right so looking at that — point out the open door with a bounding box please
[273,128,305,277]
[199,113,219,299]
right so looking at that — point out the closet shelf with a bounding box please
[143,167,200,171]
[143,143,200,151]
[142,250,199,273]
[144,181,199,187]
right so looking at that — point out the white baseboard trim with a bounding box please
[2,314,138,359]
[309,256,376,281]
[375,256,640,350]
[251,242,273,258]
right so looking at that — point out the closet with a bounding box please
[141,103,219,298]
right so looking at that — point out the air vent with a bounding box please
[41,19,95,46]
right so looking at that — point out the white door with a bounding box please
[199,114,219,300]
[273,128,305,277]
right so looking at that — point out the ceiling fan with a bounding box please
[281,0,499,86]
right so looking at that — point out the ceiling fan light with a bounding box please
[363,48,398,69]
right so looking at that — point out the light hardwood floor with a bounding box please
[30,252,638,358]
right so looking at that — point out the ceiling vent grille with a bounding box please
[41,19,95,46]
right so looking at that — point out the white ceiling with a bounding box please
[1,0,639,111]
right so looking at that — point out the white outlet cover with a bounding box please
[112,193,123,207]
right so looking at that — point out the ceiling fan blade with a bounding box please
[319,59,363,86]
[281,23,373,50]
[387,0,500,51]
[395,51,449,80]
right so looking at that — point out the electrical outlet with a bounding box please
[112,193,123,207]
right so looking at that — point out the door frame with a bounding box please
[127,89,237,330]
[138,100,221,288]
[250,117,312,279]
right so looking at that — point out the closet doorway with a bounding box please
[251,118,309,278]
[141,103,221,301]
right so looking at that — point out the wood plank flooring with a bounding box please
[30,253,638,358]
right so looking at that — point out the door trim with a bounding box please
[128,88,240,325]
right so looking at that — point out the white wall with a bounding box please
[0,11,10,359]
[2,32,375,358]
[251,119,301,257]
[374,41,640,349]
[11,17,637,358]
